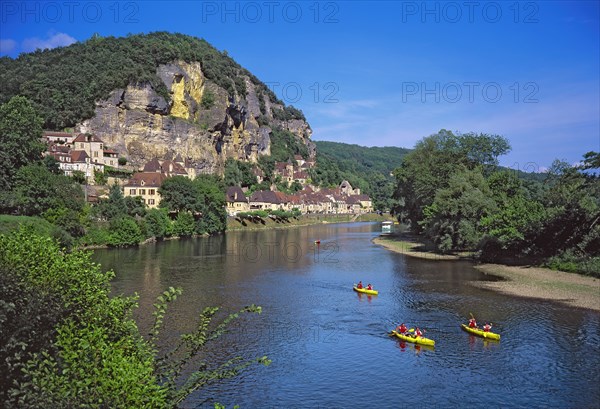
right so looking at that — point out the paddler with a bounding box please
[483,323,492,332]
[468,317,477,328]
[396,323,408,335]
[357,281,363,289]
[367,283,373,291]
[414,328,423,338]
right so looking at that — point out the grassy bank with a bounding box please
[227,213,392,231]
[373,233,600,311]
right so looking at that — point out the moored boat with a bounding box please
[461,324,500,340]
[353,286,378,295]
[391,330,435,346]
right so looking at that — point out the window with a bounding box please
[140,189,146,195]
[129,189,136,195]
[149,189,155,195]
[94,152,98,157]
[148,199,155,205]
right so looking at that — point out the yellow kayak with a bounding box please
[353,286,378,295]
[391,330,435,346]
[461,324,500,340]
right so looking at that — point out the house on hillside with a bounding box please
[123,172,167,208]
[225,186,250,215]
[143,157,191,178]
[73,134,104,165]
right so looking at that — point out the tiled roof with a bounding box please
[125,172,167,188]
[226,186,248,203]
[143,158,162,172]
[70,150,89,162]
[73,133,104,143]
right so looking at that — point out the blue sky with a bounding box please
[1,1,599,170]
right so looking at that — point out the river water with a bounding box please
[93,222,600,408]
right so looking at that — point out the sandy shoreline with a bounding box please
[373,236,600,312]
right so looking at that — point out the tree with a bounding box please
[43,156,61,175]
[145,208,172,239]
[118,157,128,166]
[159,176,198,212]
[71,170,86,184]
[12,165,84,217]
[94,170,108,185]
[0,96,45,191]
[193,175,227,234]
[420,167,497,252]
[172,211,195,236]
[108,216,144,246]
[224,158,256,188]
[94,184,126,221]
[393,130,510,230]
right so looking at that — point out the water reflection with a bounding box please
[94,223,600,408]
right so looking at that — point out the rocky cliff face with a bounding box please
[77,60,314,174]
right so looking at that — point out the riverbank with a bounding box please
[373,234,600,311]
[227,213,392,231]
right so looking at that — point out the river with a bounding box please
[93,222,600,408]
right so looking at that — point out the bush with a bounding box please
[79,225,112,246]
[108,216,144,247]
[0,228,270,407]
[201,89,216,109]
[118,157,127,166]
[145,208,172,239]
[172,211,195,237]
[545,251,600,278]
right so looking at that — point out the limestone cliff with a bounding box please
[77,60,314,174]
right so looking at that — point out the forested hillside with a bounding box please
[0,32,303,130]
[311,141,411,211]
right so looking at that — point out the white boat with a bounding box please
[381,221,393,233]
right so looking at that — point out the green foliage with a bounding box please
[11,164,85,217]
[108,216,144,247]
[0,96,45,191]
[145,208,172,239]
[201,89,216,109]
[71,170,86,184]
[269,127,309,163]
[0,228,270,407]
[104,166,133,178]
[0,228,166,407]
[42,155,61,174]
[78,225,112,246]
[173,211,195,237]
[159,176,198,212]
[393,129,510,229]
[272,105,306,121]
[94,170,108,185]
[391,133,598,273]
[94,184,126,220]
[118,157,128,166]
[545,251,600,278]
[159,175,227,234]
[224,158,256,188]
[421,168,497,252]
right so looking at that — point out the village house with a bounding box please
[42,131,123,182]
[73,134,104,166]
[225,186,250,215]
[142,156,194,178]
[122,172,167,208]
[43,131,76,145]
